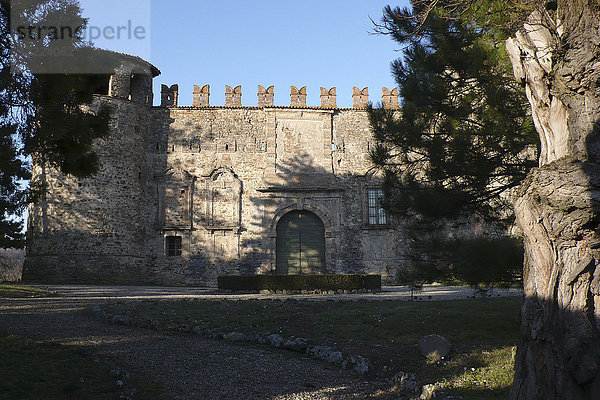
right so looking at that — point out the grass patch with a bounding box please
[0,335,162,400]
[104,296,522,399]
[0,285,56,298]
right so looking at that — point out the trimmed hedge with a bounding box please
[218,274,381,292]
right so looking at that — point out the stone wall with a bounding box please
[141,106,405,286]
[23,55,407,286]
[24,96,151,284]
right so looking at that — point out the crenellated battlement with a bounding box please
[382,87,399,109]
[159,84,399,109]
[290,85,307,107]
[225,85,242,106]
[257,85,274,107]
[161,84,179,106]
[192,84,210,106]
[320,87,337,108]
[352,87,369,109]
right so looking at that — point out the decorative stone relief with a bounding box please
[158,168,195,229]
[201,168,242,230]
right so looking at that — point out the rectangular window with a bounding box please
[166,236,182,256]
[367,189,387,225]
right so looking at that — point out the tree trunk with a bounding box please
[506,2,600,399]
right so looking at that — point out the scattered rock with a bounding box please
[309,345,333,358]
[420,384,445,399]
[342,355,373,374]
[192,326,204,335]
[266,333,284,347]
[223,332,247,342]
[420,384,436,399]
[327,351,343,363]
[309,346,343,363]
[206,328,224,339]
[391,371,418,392]
[282,337,308,352]
[247,332,268,344]
[418,334,451,360]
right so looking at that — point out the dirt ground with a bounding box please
[0,285,521,399]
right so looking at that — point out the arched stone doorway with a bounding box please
[276,210,325,275]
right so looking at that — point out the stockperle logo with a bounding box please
[10,0,151,74]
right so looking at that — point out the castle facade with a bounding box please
[23,54,405,286]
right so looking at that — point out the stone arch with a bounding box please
[165,167,195,182]
[207,166,239,180]
[269,203,333,237]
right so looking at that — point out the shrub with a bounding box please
[0,248,25,282]
[448,236,523,288]
[218,274,381,292]
[398,235,523,292]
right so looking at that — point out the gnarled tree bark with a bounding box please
[506,2,600,399]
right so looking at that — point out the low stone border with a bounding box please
[91,305,374,375]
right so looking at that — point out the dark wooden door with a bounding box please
[276,211,325,274]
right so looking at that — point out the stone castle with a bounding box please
[23,54,405,286]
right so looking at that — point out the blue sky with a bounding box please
[78,0,411,107]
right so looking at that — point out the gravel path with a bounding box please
[0,293,385,399]
[24,284,524,302]
[0,285,522,399]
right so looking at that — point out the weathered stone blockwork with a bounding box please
[23,55,405,286]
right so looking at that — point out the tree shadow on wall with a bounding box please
[186,152,377,284]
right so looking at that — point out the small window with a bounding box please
[166,236,182,256]
[367,189,387,225]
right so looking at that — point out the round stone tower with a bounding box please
[23,52,161,284]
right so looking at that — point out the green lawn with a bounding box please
[104,295,522,399]
[0,285,56,298]
[0,335,162,400]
